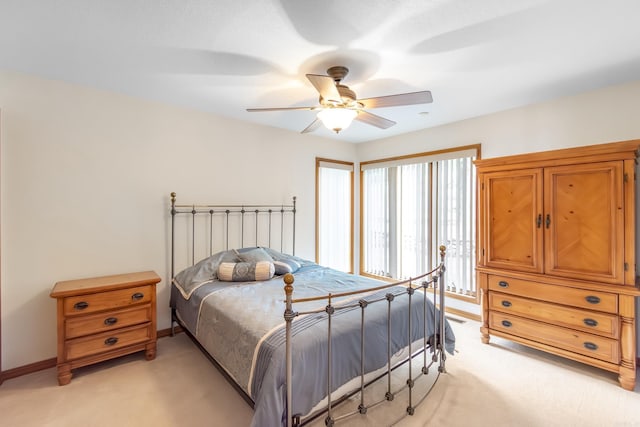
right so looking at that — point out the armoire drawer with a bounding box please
[489,292,619,338]
[487,275,618,314]
[489,311,619,363]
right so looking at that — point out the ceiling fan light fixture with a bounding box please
[317,108,358,133]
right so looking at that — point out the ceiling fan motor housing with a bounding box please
[337,85,356,104]
[319,88,358,107]
[327,66,350,83]
[325,66,357,106]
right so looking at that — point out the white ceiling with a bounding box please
[1,0,640,143]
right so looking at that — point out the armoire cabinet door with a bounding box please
[544,161,625,284]
[482,168,544,273]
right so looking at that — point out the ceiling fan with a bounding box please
[246,66,433,134]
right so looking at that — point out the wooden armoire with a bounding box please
[475,140,640,390]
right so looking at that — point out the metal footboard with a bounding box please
[284,246,448,427]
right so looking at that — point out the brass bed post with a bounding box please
[385,292,394,402]
[358,299,368,415]
[170,192,177,336]
[406,284,415,416]
[422,277,430,375]
[438,245,447,373]
[283,273,296,427]
[325,294,335,427]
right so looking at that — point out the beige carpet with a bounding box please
[1,318,639,427]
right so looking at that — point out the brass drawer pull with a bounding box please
[583,318,598,327]
[583,342,598,351]
[131,292,144,301]
[104,317,118,326]
[73,301,89,310]
[501,300,512,308]
[501,320,512,327]
[498,281,509,288]
[104,337,119,346]
[585,295,601,304]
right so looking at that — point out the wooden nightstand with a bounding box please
[50,271,161,385]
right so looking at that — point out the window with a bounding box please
[361,146,478,298]
[316,158,354,272]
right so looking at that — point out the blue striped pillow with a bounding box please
[217,261,275,282]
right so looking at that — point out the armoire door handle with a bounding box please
[545,214,551,229]
[536,214,542,228]
[583,318,598,327]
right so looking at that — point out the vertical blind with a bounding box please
[362,167,390,277]
[361,148,477,297]
[318,161,353,272]
[435,156,476,296]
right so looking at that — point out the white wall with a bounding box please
[356,79,640,354]
[0,71,357,370]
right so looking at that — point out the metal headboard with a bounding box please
[170,192,297,280]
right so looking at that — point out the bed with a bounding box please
[168,193,455,427]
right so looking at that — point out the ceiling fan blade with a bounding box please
[358,91,433,109]
[246,106,317,112]
[355,111,396,129]
[301,118,322,134]
[306,74,341,103]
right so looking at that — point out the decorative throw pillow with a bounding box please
[235,247,274,263]
[272,258,301,275]
[173,249,240,298]
[217,261,275,282]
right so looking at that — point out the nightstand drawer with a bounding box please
[65,324,154,360]
[487,275,618,313]
[63,285,152,316]
[65,305,152,339]
[489,292,619,338]
[489,312,619,363]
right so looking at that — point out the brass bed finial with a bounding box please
[283,273,295,296]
